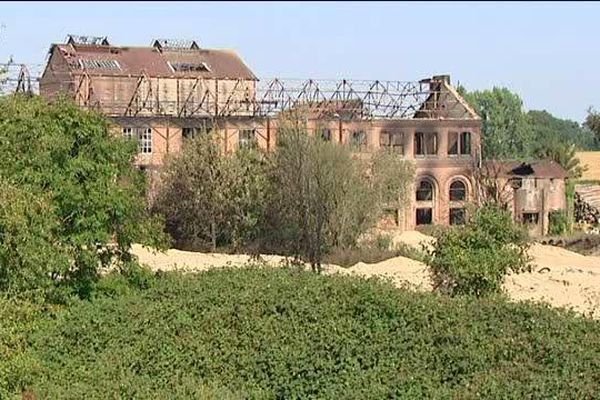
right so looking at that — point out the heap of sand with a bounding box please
[131,233,600,318]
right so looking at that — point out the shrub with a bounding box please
[428,204,531,296]
[153,131,269,251]
[0,95,167,296]
[4,268,600,399]
[548,210,570,236]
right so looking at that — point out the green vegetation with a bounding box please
[153,122,415,270]
[153,131,269,251]
[428,205,531,296]
[2,267,599,399]
[548,210,570,236]
[459,86,597,177]
[0,95,167,298]
[323,234,429,267]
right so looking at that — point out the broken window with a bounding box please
[380,131,404,154]
[415,132,437,156]
[79,59,120,70]
[321,128,332,141]
[449,180,467,201]
[169,62,211,72]
[139,128,152,154]
[416,180,434,201]
[182,127,198,140]
[449,208,466,225]
[351,130,367,149]
[448,131,471,155]
[522,213,539,225]
[448,132,459,155]
[239,129,257,148]
[416,208,433,225]
[460,132,471,155]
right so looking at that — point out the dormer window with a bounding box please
[168,61,211,73]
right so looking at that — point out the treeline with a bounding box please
[459,86,600,178]
[152,121,415,271]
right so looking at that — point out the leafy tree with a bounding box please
[528,110,596,151]
[584,107,600,148]
[428,204,531,297]
[263,122,414,271]
[462,87,533,160]
[153,131,268,251]
[0,180,69,292]
[533,141,584,179]
[0,95,167,296]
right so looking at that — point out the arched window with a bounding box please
[416,180,434,201]
[449,180,467,201]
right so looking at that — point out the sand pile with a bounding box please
[131,233,600,318]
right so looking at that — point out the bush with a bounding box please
[548,210,570,236]
[153,131,269,251]
[0,95,167,297]
[3,268,600,399]
[428,204,531,296]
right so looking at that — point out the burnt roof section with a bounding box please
[50,40,257,80]
[484,160,569,179]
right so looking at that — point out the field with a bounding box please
[2,267,600,399]
[576,151,600,181]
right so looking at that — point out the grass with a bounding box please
[2,266,600,399]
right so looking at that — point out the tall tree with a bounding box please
[584,107,600,148]
[264,122,414,271]
[153,131,269,251]
[462,87,533,160]
[528,110,596,151]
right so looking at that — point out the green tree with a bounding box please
[264,122,414,271]
[462,87,533,160]
[0,95,166,296]
[528,110,596,150]
[428,204,531,297]
[584,107,600,148]
[153,131,268,251]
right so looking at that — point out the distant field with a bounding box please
[576,151,600,181]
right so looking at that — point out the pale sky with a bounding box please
[1,1,599,122]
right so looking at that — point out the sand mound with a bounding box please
[131,244,346,275]
[131,235,600,318]
[346,256,432,291]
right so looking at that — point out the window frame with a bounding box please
[139,127,153,154]
[415,132,438,156]
[449,180,467,202]
[416,180,434,201]
[239,128,257,148]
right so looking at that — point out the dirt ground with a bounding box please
[132,231,600,319]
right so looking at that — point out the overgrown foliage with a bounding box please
[0,95,167,296]
[584,107,600,148]
[2,268,599,399]
[459,86,597,167]
[153,132,268,251]
[263,123,414,271]
[428,204,531,296]
[548,210,570,236]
